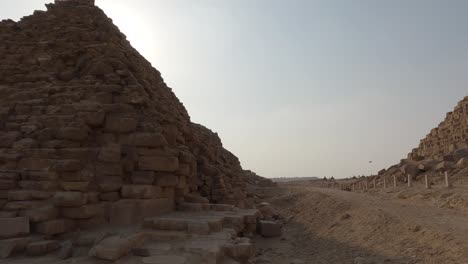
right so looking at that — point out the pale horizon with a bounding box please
[3,0,467,178]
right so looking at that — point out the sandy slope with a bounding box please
[253,186,468,264]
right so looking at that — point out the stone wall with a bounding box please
[0,0,255,238]
[409,96,468,160]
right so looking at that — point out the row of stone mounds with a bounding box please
[1,198,283,263]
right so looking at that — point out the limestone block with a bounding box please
[131,171,155,184]
[60,181,90,192]
[155,173,179,187]
[17,158,52,170]
[139,156,179,172]
[96,162,123,176]
[26,240,60,256]
[129,133,168,147]
[90,235,137,261]
[121,185,161,199]
[18,181,58,191]
[259,220,282,237]
[53,192,87,207]
[98,144,121,162]
[105,116,138,133]
[79,111,105,127]
[99,192,120,202]
[0,217,30,238]
[109,198,174,226]
[58,127,88,141]
[33,218,75,235]
[21,171,58,181]
[0,237,31,258]
[19,206,59,222]
[0,180,16,190]
[61,203,105,219]
[224,238,255,261]
[51,159,82,172]
[0,132,20,147]
[3,201,47,211]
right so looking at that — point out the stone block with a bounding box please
[33,218,75,235]
[0,179,16,190]
[4,201,47,211]
[58,127,88,141]
[58,240,73,259]
[155,173,179,187]
[61,203,104,219]
[21,171,58,181]
[0,132,20,147]
[79,111,105,127]
[96,162,123,176]
[131,171,155,184]
[60,181,90,192]
[109,198,174,226]
[99,192,120,202]
[0,217,29,238]
[18,181,58,191]
[17,158,52,170]
[0,237,31,258]
[138,156,179,172]
[259,220,282,237]
[90,234,144,261]
[121,185,161,199]
[26,240,60,256]
[129,133,168,147]
[53,192,87,207]
[105,116,138,133]
[224,238,255,261]
[51,159,82,172]
[98,144,121,162]
[20,206,59,222]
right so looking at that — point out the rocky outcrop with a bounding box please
[0,0,261,241]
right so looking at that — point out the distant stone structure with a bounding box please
[0,0,263,242]
[409,96,468,160]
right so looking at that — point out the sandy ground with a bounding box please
[252,185,468,264]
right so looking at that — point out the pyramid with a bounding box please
[409,96,468,160]
[0,0,261,236]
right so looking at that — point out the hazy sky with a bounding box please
[3,1,467,178]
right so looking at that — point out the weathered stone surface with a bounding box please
[139,156,179,172]
[0,217,29,238]
[61,204,104,219]
[130,133,168,147]
[131,171,155,184]
[53,192,87,207]
[105,117,138,133]
[0,237,31,258]
[99,192,120,202]
[141,255,187,264]
[109,198,174,226]
[34,219,75,235]
[98,144,121,162]
[26,240,60,256]
[20,206,59,222]
[90,233,146,261]
[58,240,73,259]
[121,185,161,199]
[155,173,179,187]
[259,220,282,237]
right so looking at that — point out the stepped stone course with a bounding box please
[409,96,468,160]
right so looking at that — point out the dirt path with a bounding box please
[253,186,468,264]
